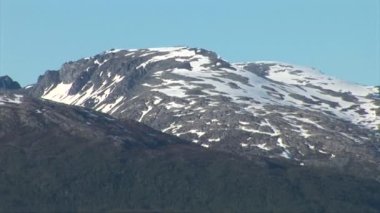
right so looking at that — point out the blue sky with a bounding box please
[1,0,379,86]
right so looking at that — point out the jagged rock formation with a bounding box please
[0,76,21,90]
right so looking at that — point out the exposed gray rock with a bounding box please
[26,47,380,180]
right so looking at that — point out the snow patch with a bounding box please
[277,138,289,149]
[208,138,220,142]
[188,129,206,138]
[165,102,185,109]
[241,143,248,147]
[138,103,153,122]
[239,121,250,125]
[252,143,271,151]
[162,122,183,133]
[153,96,163,105]
[280,151,291,159]
[0,94,23,105]
[201,144,210,148]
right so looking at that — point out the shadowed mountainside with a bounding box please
[1,91,380,212]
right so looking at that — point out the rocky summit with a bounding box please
[27,47,380,179]
[0,76,21,90]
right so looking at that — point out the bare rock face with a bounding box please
[0,76,21,90]
[27,47,380,180]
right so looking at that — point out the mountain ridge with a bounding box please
[6,46,380,179]
[31,47,379,128]
[23,47,380,180]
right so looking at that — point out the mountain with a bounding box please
[28,47,380,180]
[0,76,21,90]
[1,91,380,212]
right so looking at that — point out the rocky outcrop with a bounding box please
[0,76,21,90]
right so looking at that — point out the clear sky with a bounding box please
[1,0,379,86]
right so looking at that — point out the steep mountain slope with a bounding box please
[0,76,21,90]
[28,47,380,178]
[1,91,380,212]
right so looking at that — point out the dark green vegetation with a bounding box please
[1,93,380,212]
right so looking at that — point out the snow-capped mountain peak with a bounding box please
[29,47,380,172]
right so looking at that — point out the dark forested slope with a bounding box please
[0,92,379,212]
